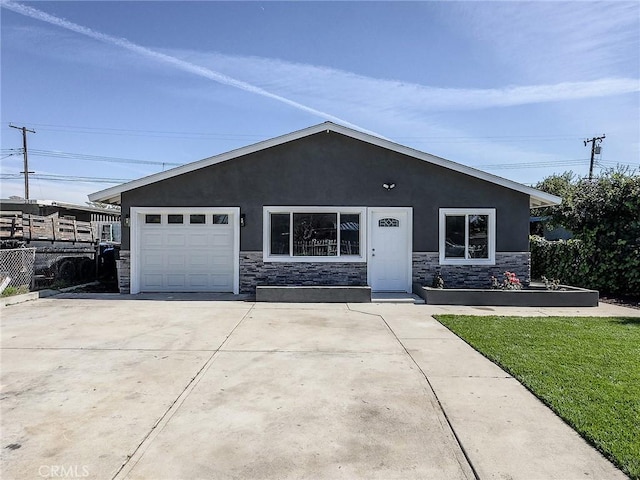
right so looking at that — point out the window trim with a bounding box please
[263,206,367,263]
[439,208,496,265]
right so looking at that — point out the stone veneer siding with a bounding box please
[116,250,131,294]
[116,250,530,294]
[240,252,367,294]
[412,252,531,289]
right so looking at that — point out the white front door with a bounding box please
[368,208,412,292]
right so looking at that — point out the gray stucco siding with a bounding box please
[120,131,530,252]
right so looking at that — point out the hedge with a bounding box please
[530,235,640,296]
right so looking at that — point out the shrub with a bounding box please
[532,168,640,296]
[530,235,639,295]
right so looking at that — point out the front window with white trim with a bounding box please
[439,208,495,264]
[264,207,366,262]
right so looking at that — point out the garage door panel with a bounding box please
[143,254,164,268]
[211,274,232,287]
[143,233,163,246]
[143,274,164,288]
[212,233,232,246]
[188,274,209,288]
[166,234,186,247]
[211,254,231,266]
[166,274,187,288]
[190,253,211,266]
[167,254,187,267]
[188,234,209,247]
[138,211,236,293]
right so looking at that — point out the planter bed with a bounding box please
[413,282,598,307]
[256,285,371,303]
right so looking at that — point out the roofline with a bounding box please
[89,121,561,208]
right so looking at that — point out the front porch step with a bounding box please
[371,292,425,304]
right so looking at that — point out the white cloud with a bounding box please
[181,49,639,112]
[449,2,640,82]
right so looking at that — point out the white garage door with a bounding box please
[136,210,237,292]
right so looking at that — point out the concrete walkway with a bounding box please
[1,296,636,479]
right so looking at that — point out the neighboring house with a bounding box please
[0,198,121,223]
[530,216,573,241]
[89,122,561,295]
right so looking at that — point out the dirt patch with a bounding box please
[600,295,640,311]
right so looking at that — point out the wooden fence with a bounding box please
[0,211,95,243]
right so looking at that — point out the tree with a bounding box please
[532,167,640,296]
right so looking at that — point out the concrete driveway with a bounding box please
[2,295,635,480]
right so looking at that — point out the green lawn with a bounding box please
[435,315,640,479]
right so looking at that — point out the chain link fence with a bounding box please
[0,247,36,291]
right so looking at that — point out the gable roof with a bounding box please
[89,122,561,208]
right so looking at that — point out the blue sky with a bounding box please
[1,1,639,205]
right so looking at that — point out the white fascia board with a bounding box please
[88,121,562,208]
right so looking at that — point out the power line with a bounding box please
[0,173,132,184]
[475,158,589,170]
[27,149,183,167]
[3,122,269,140]
[401,136,585,144]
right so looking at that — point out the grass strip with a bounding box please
[435,315,640,479]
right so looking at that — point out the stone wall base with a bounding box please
[116,250,530,294]
[413,252,531,289]
[240,252,367,294]
[116,250,131,294]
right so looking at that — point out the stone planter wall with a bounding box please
[413,252,531,289]
[413,284,599,307]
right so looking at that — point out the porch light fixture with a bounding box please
[382,183,396,191]
[124,214,130,227]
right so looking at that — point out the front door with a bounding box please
[368,208,412,292]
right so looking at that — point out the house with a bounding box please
[0,198,121,223]
[88,122,561,295]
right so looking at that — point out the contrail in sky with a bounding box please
[1,0,384,137]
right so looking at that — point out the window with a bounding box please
[213,214,229,225]
[145,214,161,224]
[293,213,337,256]
[167,214,183,224]
[270,213,290,255]
[340,214,360,255]
[264,207,365,262]
[190,214,206,224]
[439,208,495,265]
[378,218,399,228]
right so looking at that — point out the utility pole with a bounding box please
[584,134,605,181]
[9,124,36,199]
